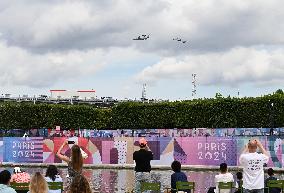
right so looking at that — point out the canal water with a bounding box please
[2,167,283,193]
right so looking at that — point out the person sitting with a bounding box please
[28,172,50,193]
[235,172,243,193]
[67,174,92,193]
[45,165,62,193]
[265,168,281,193]
[170,160,189,193]
[214,163,234,193]
[0,170,17,193]
[10,167,30,183]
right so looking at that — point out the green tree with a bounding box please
[275,89,284,95]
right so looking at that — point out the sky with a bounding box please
[0,0,284,100]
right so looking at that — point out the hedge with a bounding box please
[0,94,283,129]
[0,103,111,129]
[112,95,279,129]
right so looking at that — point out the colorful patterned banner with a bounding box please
[175,137,237,166]
[3,137,43,163]
[0,136,284,167]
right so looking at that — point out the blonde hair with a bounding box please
[71,145,83,172]
[29,172,48,193]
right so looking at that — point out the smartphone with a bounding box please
[68,141,75,144]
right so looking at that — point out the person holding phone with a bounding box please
[56,140,83,189]
[239,139,269,193]
[133,138,153,193]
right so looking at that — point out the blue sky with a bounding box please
[0,0,284,100]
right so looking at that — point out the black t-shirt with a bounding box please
[133,149,153,172]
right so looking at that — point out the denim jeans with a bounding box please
[134,172,151,193]
[243,188,264,193]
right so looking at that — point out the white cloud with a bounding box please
[0,0,284,97]
[0,0,283,53]
[136,47,284,86]
[0,40,106,87]
[0,39,153,88]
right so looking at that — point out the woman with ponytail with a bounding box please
[56,140,83,187]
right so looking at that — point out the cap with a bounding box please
[14,167,22,173]
[139,138,147,145]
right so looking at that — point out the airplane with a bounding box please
[173,37,187,44]
[133,34,150,40]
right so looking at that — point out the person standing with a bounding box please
[133,138,153,193]
[56,140,83,188]
[239,139,269,193]
[67,175,92,193]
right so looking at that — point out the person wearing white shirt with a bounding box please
[214,163,234,193]
[239,139,269,193]
[45,165,63,193]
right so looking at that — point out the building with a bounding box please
[50,89,96,100]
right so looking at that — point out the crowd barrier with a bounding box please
[0,136,283,167]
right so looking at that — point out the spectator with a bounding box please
[265,168,281,193]
[170,160,189,193]
[239,139,269,193]
[0,170,17,193]
[45,165,62,193]
[29,129,39,137]
[214,163,234,193]
[28,172,49,193]
[10,167,30,183]
[56,140,83,187]
[235,172,243,193]
[67,175,92,193]
[133,138,153,193]
[51,129,62,137]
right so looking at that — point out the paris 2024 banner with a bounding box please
[0,136,283,167]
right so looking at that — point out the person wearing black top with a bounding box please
[133,138,153,193]
[265,168,281,193]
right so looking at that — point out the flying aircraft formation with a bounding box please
[133,34,188,44]
[133,34,150,40]
[173,37,187,43]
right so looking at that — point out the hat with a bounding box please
[139,138,147,146]
[14,167,22,173]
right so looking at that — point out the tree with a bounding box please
[215,93,223,99]
[275,89,284,95]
